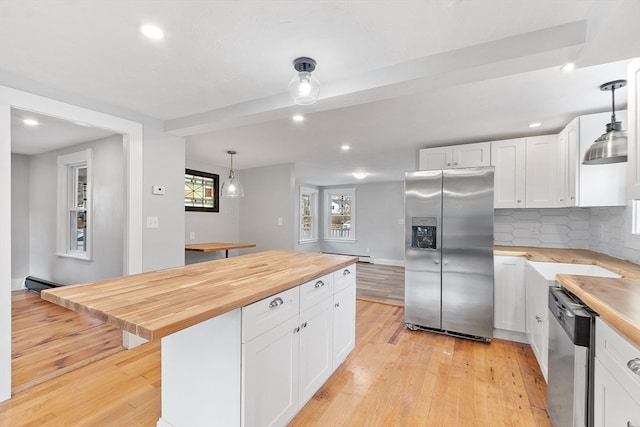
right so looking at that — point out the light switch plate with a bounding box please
[146,216,159,228]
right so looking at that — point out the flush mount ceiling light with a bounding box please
[352,172,368,180]
[221,150,244,198]
[23,118,39,126]
[583,79,627,165]
[140,24,164,40]
[288,57,320,105]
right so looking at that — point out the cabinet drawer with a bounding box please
[334,264,356,293]
[242,287,300,343]
[300,273,334,312]
[595,317,640,405]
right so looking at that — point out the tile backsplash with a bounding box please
[495,207,640,263]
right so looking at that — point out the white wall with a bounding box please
[320,181,405,265]
[10,154,29,289]
[184,157,240,263]
[27,135,124,284]
[239,163,294,253]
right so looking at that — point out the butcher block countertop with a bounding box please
[41,250,357,341]
[495,245,640,347]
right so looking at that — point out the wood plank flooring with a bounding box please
[11,290,124,394]
[2,290,550,426]
[356,262,404,306]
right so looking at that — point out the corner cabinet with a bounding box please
[159,264,357,427]
[419,142,491,170]
[593,317,640,427]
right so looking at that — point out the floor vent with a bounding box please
[25,276,62,293]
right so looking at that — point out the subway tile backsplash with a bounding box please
[495,206,640,264]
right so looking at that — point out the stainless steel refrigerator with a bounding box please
[404,167,494,341]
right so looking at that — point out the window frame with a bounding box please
[184,168,220,213]
[56,148,93,260]
[299,186,319,244]
[323,187,356,242]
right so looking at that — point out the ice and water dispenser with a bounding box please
[411,217,437,249]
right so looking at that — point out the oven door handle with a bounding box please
[554,299,575,319]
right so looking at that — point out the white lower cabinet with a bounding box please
[242,263,356,427]
[524,261,549,381]
[593,318,640,427]
[493,256,526,341]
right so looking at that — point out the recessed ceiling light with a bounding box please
[561,62,575,72]
[529,122,542,128]
[341,145,350,151]
[292,114,304,122]
[353,172,368,180]
[23,118,39,126]
[141,24,164,40]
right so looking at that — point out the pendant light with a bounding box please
[288,57,320,105]
[221,150,244,198]
[583,80,628,165]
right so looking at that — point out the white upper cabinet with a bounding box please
[491,138,526,208]
[419,142,490,170]
[525,135,561,208]
[558,119,579,207]
[628,58,640,200]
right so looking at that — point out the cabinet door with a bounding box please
[242,315,300,427]
[594,358,640,427]
[452,142,491,168]
[419,146,452,170]
[524,262,549,381]
[333,283,356,368]
[298,297,334,405]
[525,135,561,208]
[628,58,640,200]
[491,138,525,208]
[565,119,579,206]
[493,256,525,332]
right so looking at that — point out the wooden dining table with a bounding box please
[184,242,256,258]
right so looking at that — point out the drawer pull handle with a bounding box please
[269,297,284,308]
[301,322,307,329]
[343,269,351,276]
[335,302,340,308]
[315,280,324,289]
[627,358,640,376]
[293,326,300,333]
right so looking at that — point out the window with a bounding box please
[57,149,92,260]
[299,186,318,243]
[185,169,220,212]
[324,188,356,242]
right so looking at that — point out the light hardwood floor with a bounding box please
[355,262,404,306]
[2,289,550,426]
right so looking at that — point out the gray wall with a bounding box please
[10,154,29,289]
[239,163,294,254]
[320,181,405,265]
[184,157,240,263]
[27,135,124,285]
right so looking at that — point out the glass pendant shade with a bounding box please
[289,57,320,105]
[221,150,244,198]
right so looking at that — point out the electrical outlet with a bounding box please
[189,231,195,241]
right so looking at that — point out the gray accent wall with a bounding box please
[10,154,29,289]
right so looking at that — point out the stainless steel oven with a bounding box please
[547,285,595,427]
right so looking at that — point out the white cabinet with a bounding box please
[493,256,526,341]
[419,142,491,170]
[593,317,640,427]
[558,111,628,207]
[524,261,549,381]
[525,134,561,208]
[628,58,640,200]
[491,138,526,208]
[242,264,356,427]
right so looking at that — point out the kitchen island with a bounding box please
[42,250,358,427]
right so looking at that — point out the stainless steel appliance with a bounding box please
[547,285,595,427]
[404,167,494,341]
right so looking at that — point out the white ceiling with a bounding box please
[3,0,639,185]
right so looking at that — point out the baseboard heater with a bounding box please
[25,276,62,293]
[322,252,373,263]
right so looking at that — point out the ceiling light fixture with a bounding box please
[352,172,368,180]
[221,150,244,198]
[288,57,320,105]
[561,62,575,72]
[141,24,164,40]
[292,114,304,122]
[583,79,627,165]
[23,118,39,126]
[529,122,542,128]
